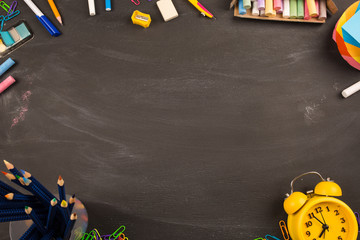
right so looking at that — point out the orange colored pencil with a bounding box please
[48,0,63,25]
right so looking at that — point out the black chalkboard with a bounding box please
[1,0,360,239]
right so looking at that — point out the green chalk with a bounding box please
[290,0,298,18]
[297,0,304,18]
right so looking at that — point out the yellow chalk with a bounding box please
[306,0,317,16]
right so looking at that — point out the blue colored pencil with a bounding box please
[4,160,24,177]
[22,170,57,201]
[46,198,57,229]
[5,192,37,201]
[0,179,21,194]
[40,229,56,240]
[63,213,77,240]
[0,213,45,222]
[68,194,75,213]
[19,224,37,240]
[57,176,66,202]
[0,200,42,209]
[25,206,46,234]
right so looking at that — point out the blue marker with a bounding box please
[23,0,60,37]
[105,0,111,11]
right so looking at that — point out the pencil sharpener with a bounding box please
[131,10,151,28]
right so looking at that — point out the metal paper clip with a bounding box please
[265,235,281,240]
[109,225,126,240]
[355,212,360,232]
[131,0,140,5]
[279,220,290,240]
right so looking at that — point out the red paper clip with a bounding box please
[131,0,140,5]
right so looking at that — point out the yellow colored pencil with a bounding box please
[48,0,63,25]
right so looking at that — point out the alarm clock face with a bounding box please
[300,200,357,240]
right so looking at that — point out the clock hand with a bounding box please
[319,228,326,238]
[320,211,330,232]
[312,215,325,225]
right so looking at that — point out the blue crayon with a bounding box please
[19,224,37,240]
[238,0,247,15]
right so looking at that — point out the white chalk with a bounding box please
[252,0,259,15]
[88,0,96,16]
[342,81,360,98]
[156,0,178,22]
[283,0,290,18]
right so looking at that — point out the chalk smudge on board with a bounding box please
[302,96,326,125]
[11,90,32,128]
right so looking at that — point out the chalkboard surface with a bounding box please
[1,0,360,239]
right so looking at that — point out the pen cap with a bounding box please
[36,15,61,37]
[0,58,15,76]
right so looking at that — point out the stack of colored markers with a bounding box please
[238,0,327,20]
[0,160,77,240]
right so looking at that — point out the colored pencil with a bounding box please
[0,179,21,194]
[5,193,37,201]
[48,0,62,25]
[68,194,75,214]
[40,229,56,240]
[22,170,57,201]
[25,206,46,234]
[19,224,37,240]
[4,160,24,177]
[63,213,77,240]
[57,175,65,202]
[61,200,70,220]
[46,198,57,229]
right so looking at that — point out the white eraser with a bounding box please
[342,81,360,98]
[156,0,179,22]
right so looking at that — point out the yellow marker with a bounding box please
[188,0,215,18]
[48,0,63,25]
[131,10,151,28]
[306,0,317,16]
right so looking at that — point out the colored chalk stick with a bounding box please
[274,0,282,10]
[243,0,251,9]
[318,0,326,19]
[0,76,15,94]
[297,0,304,18]
[306,0,317,16]
[304,0,310,19]
[252,0,259,15]
[238,0,247,14]
[283,0,290,18]
[0,58,15,77]
[289,0,297,18]
[265,0,273,16]
[258,0,265,10]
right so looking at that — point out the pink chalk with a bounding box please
[304,0,310,20]
[0,76,15,93]
[314,0,319,17]
[274,0,282,10]
[276,0,283,13]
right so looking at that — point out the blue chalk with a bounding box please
[238,0,247,15]
[0,31,15,46]
[0,58,15,77]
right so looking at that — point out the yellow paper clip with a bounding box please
[131,10,151,28]
[279,220,290,240]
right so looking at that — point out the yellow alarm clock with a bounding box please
[283,171,358,240]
